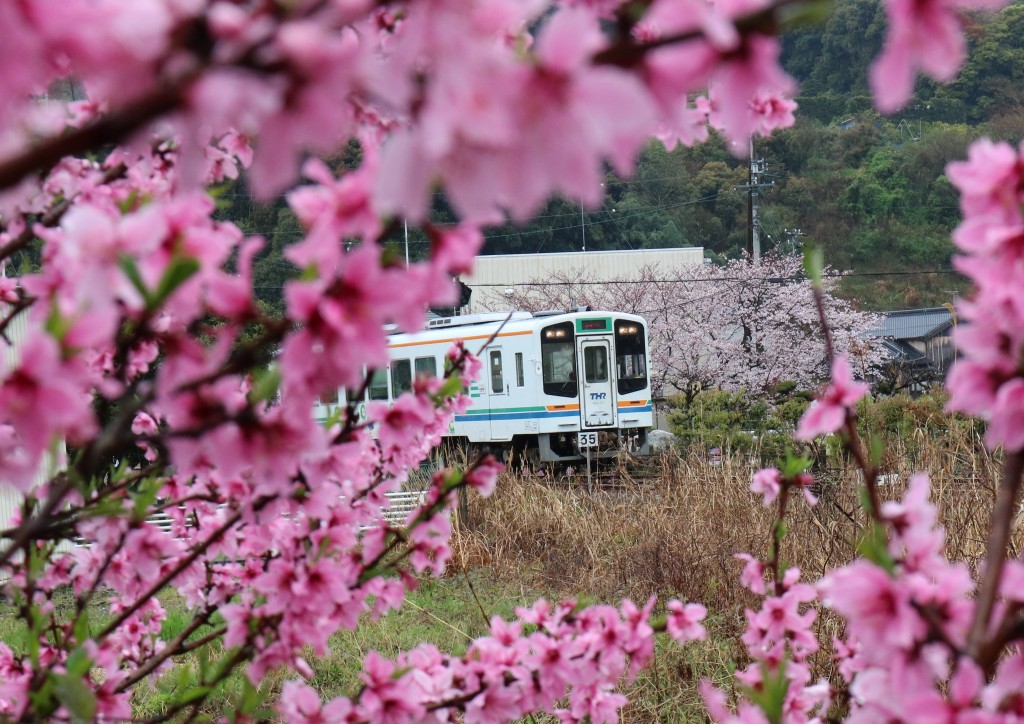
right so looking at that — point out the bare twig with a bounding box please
[968,451,1024,657]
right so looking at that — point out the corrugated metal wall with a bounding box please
[463,248,704,311]
[0,307,44,531]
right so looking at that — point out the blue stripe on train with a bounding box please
[454,405,652,422]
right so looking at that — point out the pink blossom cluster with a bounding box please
[0,0,808,227]
[0,0,1012,719]
[277,595,707,723]
[718,465,1024,723]
[702,567,829,723]
[818,474,1024,720]
[796,356,870,441]
[945,138,1024,451]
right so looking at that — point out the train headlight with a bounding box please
[617,325,638,334]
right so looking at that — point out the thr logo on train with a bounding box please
[590,392,607,400]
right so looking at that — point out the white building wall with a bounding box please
[463,247,704,311]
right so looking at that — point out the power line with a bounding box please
[463,269,960,287]
[249,268,961,291]
[238,188,740,244]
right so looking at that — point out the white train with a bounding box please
[314,310,654,463]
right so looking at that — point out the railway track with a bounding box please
[531,453,667,489]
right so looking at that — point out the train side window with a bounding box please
[368,368,389,400]
[515,352,525,387]
[541,321,577,398]
[391,359,413,397]
[490,351,504,393]
[414,356,437,379]
[615,320,648,394]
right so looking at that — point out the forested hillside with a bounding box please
[226,0,1024,313]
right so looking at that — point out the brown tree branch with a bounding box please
[968,451,1024,657]
[0,84,189,194]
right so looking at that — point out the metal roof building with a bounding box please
[462,247,705,311]
[867,307,956,389]
[870,307,954,341]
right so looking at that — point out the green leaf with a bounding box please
[119,254,153,307]
[746,659,789,724]
[434,374,465,402]
[197,641,211,681]
[856,520,896,574]
[569,596,598,616]
[175,684,212,707]
[117,189,140,214]
[29,676,58,719]
[780,453,812,479]
[777,0,834,29]
[44,304,72,343]
[131,476,163,521]
[53,674,97,724]
[152,256,201,307]
[73,610,91,644]
[869,435,886,467]
[237,678,268,715]
[248,365,281,405]
[65,647,92,678]
[802,244,824,286]
[440,469,464,492]
[774,520,788,545]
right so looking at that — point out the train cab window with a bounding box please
[391,359,413,397]
[541,321,577,398]
[489,351,504,393]
[415,356,437,379]
[584,346,609,383]
[368,368,389,400]
[615,320,648,394]
[515,353,525,387]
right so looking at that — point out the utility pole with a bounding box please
[784,228,806,255]
[740,137,773,262]
[580,201,586,252]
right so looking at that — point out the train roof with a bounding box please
[387,309,646,345]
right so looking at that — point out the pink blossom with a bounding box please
[465,455,504,497]
[278,680,352,724]
[871,0,1009,114]
[986,378,1024,451]
[818,561,925,656]
[666,600,707,644]
[796,355,869,440]
[750,467,781,506]
[734,553,766,595]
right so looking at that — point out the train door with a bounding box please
[485,347,514,440]
[579,339,615,428]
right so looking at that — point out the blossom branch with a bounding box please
[0,84,189,194]
[115,612,220,693]
[96,508,247,639]
[968,451,1024,657]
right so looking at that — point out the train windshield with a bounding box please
[541,321,577,398]
[615,319,647,394]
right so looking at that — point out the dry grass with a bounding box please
[450,425,1020,719]
[455,425,1011,603]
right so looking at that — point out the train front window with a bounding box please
[615,320,648,394]
[541,321,577,398]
